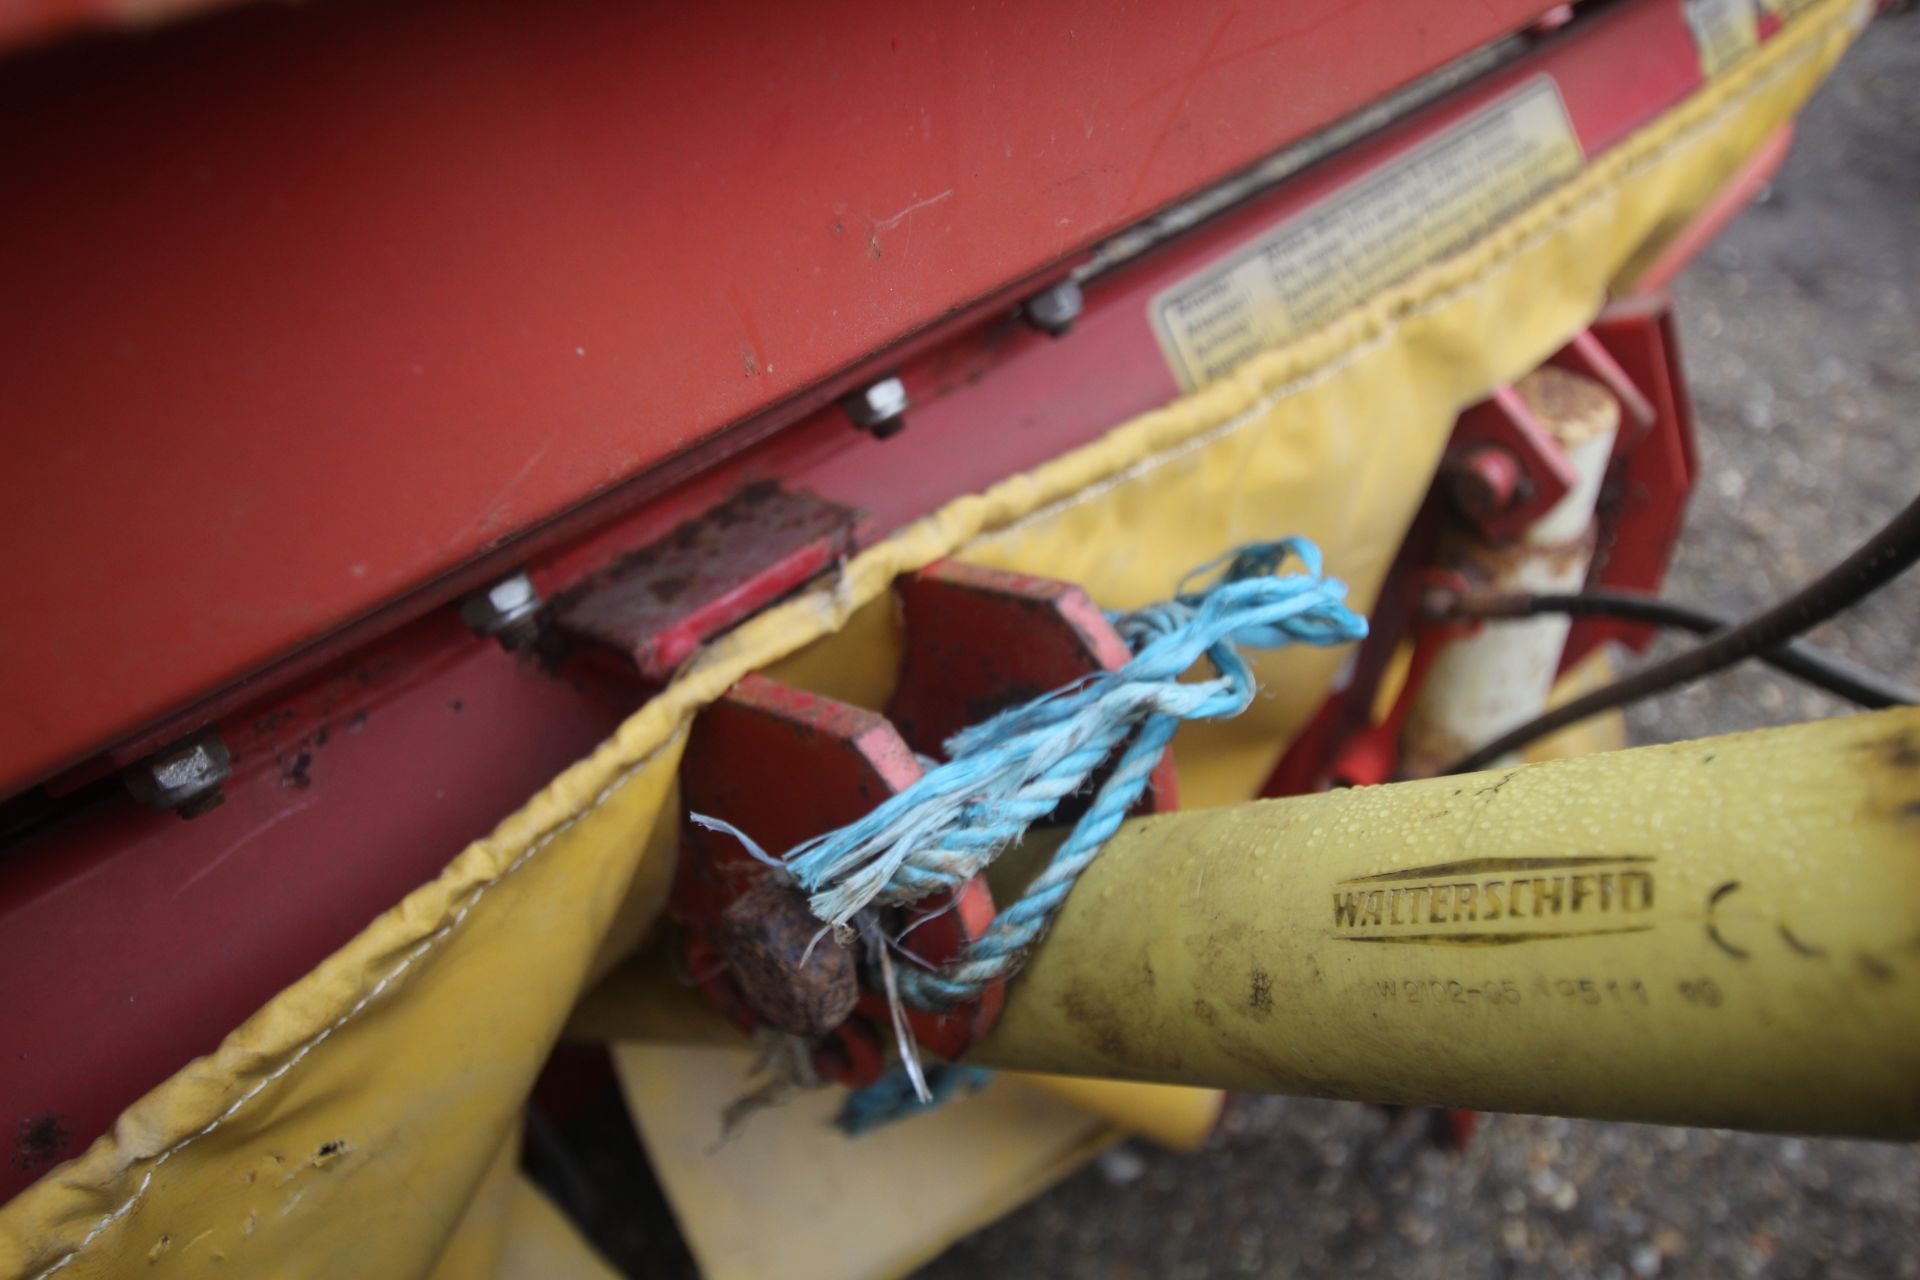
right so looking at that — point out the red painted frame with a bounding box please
[0,0,1559,795]
[0,613,633,1200]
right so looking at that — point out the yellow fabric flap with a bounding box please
[616,1046,1114,1280]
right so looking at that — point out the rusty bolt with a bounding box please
[717,878,859,1039]
[122,733,231,819]
[840,375,909,439]
[1446,443,1528,521]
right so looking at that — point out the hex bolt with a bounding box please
[1021,278,1085,338]
[459,570,543,651]
[1445,443,1529,521]
[122,733,232,819]
[840,375,909,439]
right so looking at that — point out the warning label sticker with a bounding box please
[1684,0,1760,78]
[1149,76,1584,392]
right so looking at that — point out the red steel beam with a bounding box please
[0,0,1555,795]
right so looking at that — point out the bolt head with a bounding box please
[124,734,232,815]
[484,574,537,615]
[459,570,541,638]
[148,740,225,791]
[841,376,909,434]
[1448,444,1527,519]
[1022,279,1085,337]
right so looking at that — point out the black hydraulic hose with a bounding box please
[1443,488,1920,774]
[1446,588,1920,710]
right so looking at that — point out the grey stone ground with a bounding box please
[917,16,1920,1279]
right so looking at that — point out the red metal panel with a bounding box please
[0,0,1553,795]
[0,0,234,55]
[0,615,631,1202]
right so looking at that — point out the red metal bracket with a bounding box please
[1562,297,1698,666]
[1270,305,1700,795]
[555,484,865,681]
[662,559,1182,1084]
[1323,569,1476,787]
[673,674,1001,1086]
[886,560,1180,810]
[1550,329,1657,441]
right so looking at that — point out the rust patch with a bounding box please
[280,749,313,790]
[252,708,296,736]
[648,574,692,603]
[554,483,864,680]
[717,880,858,1039]
[1515,365,1618,446]
[1455,527,1597,589]
[14,1112,70,1171]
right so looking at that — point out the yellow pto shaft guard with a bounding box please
[974,707,1920,1138]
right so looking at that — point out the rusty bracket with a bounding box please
[553,482,865,681]
[673,673,998,1086]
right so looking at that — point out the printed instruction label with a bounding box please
[1685,0,1761,77]
[1149,77,1583,391]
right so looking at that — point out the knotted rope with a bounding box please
[783,538,1368,1011]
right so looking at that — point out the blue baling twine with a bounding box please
[782,537,1368,1013]
[836,1063,996,1135]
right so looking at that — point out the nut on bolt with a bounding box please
[841,375,909,439]
[459,570,542,651]
[123,733,232,819]
[1445,443,1529,522]
[1021,278,1084,338]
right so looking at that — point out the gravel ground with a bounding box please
[918,16,1920,1279]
